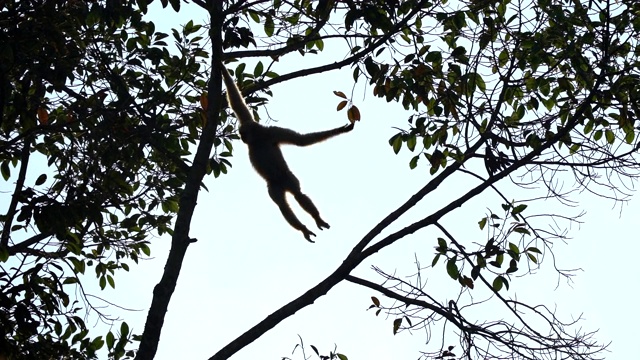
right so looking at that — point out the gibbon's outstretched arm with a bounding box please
[220,64,355,242]
[269,123,355,146]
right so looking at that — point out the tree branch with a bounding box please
[1,138,31,248]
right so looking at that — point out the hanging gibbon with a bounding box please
[221,65,355,242]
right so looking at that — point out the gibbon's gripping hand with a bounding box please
[342,122,355,132]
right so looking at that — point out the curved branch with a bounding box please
[345,275,462,328]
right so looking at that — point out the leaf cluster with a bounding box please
[0,0,212,358]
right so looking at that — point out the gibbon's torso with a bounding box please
[241,124,298,187]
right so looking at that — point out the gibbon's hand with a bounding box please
[342,122,355,132]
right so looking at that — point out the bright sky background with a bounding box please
[9,2,639,360]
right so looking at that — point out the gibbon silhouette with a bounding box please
[221,65,354,242]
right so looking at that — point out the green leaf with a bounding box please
[593,129,602,141]
[35,174,47,185]
[253,61,264,77]
[169,0,180,11]
[605,129,615,144]
[625,130,635,144]
[90,336,105,351]
[474,73,487,92]
[69,257,86,274]
[106,331,115,349]
[425,51,442,63]
[393,318,402,335]
[508,242,520,255]
[527,246,541,253]
[121,322,130,337]
[431,254,440,266]
[501,276,509,290]
[365,58,379,78]
[392,135,402,154]
[569,143,580,154]
[407,134,416,151]
[584,120,594,134]
[409,155,419,169]
[446,258,459,280]
[515,105,525,120]
[437,237,447,252]
[471,266,480,279]
[140,243,151,256]
[264,16,275,37]
[490,254,504,268]
[249,10,260,23]
[512,204,527,214]
[492,276,503,291]
[1,161,10,180]
[477,255,486,267]
[498,50,508,67]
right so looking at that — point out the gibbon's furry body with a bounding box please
[221,66,354,242]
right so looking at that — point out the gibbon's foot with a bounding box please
[316,219,330,230]
[301,228,317,243]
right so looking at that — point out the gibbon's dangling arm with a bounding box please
[220,65,255,126]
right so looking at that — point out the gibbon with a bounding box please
[221,65,354,242]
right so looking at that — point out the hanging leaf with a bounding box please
[347,105,361,123]
[333,90,347,98]
[392,318,402,335]
[37,107,49,125]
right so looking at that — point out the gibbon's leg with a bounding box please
[268,185,317,242]
[285,175,330,230]
[293,190,330,230]
[283,173,330,231]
